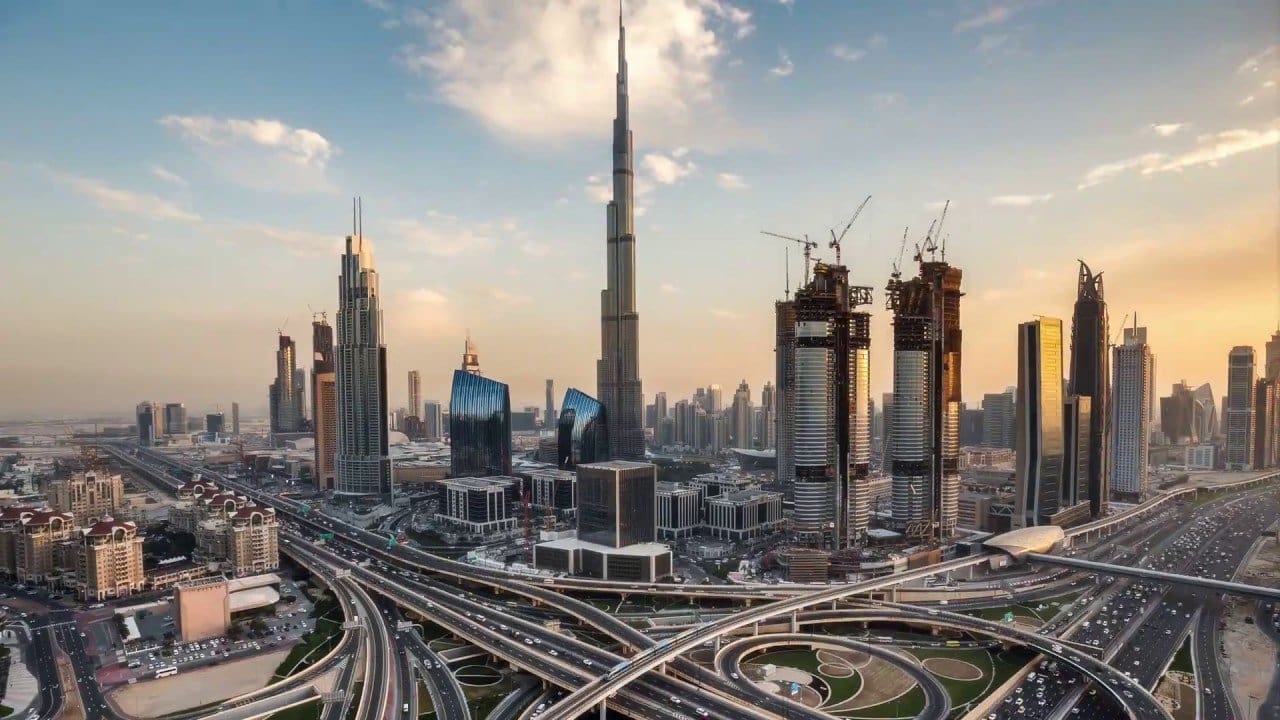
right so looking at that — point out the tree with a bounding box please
[227,623,244,641]
[248,617,268,637]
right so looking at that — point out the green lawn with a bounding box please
[266,700,321,720]
[272,596,344,680]
[749,648,861,706]
[964,591,1083,625]
[839,686,926,718]
[1170,636,1194,674]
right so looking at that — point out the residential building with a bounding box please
[76,518,145,602]
[545,379,556,434]
[576,460,655,548]
[408,370,422,426]
[437,476,517,535]
[312,315,337,491]
[1111,325,1155,496]
[334,221,393,500]
[449,370,512,477]
[226,506,280,577]
[14,510,76,585]
[231,402,240,435]
[48,471,123,523]
[557,388,608,469]
[759,382,776,449]
[655,482,701,539]
[1225,346,1256,470]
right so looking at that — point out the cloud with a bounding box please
[710,308,741,319]
[390,287,458,336]
[777,0,794,7]
[716,172,748,190]
[1147,123,1186,138]
[872,92,901,110]
[1077,153,1165,189]
[976,33,1011,54]
[1263,80,1276,90]
[159,115,337,193]
[1237,44,1277,74]
[768,49,794,77]
[830,45,866,63]
[1142,124,1280,175]
[659,282,680,294]
[149,164,188,187]
[988,192,1052,207]
[585,176,612,203]
[392,0,752,148]
[489,288,530,304]
[954,3,1022,32]
[642,152,696,184]
[389,215,504,257]
[1239,95,1255,106]
[233,223,341,255]
[59,173,201,222]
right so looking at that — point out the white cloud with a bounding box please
[1239,95,1255,106]
[585,176,612,203]
[830,45,867,63]
[660,282,680,294]
[393,0,752,148]
[955,3,1021,32]
[389,215,502,257]
[1142,124,1280,175]
[976,34,1011,54]
[768,49,794,77]
[988,192,1053,207]
[642,152,697,184]
[60,174,201,222]
[390,287,458,336]
[872,92,901,110]
[1077,153,1165,189]
[716,172,748,190]
[710,308,740,319]
[867,34,887,50]
[1263,80,1276,90]
[149,164,188,187]
[1147,123,1187,138]
[159,115,337,193]
[234,223,341,255]
[777,0,794,7]
[1237,44,1277,74]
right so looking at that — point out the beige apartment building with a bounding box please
[77,518,145,601]
[226,507,280,577]
[48,471,124,524]
[14,510,76,584]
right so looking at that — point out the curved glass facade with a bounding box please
[449,370,511,477]
[557,388,608,469]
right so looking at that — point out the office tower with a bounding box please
[269,334,304,433]
[1267,331,1280,381]
[595,14,645,462]
[1224,347,1255,470]
[164,403,188,437]
[1067,261,1110,518]
[231,402,240,436]
[731,380,753,449]
[577,461,656,548]
[706,385,724,413]
[880,392,894,474]
[449,370,512,477]
[981,391,1016,449]
[775,298,797,486]
[1160,379,1216,445]
[1192,383,1218,440]
[793,262,873,548]
[1111,325,1155,496]
[334,212,393,500]
[545,379,556,434]
[407,370,422,420]
[557,388,608,469]
[1063,395,1092,509]
[653,391,668,426]
[886,251,963,540]
[959,407,984,446]
[1254,378,1277,468]
[312,316,336,492]
[206,413,224,435]
[422,401,443,442]
[136,401,160,446]
[1013,317,1066,527]
[759,382,776,449]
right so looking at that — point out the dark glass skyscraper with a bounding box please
[449,370,511,478]
[557,388,608,469]
[312,316,337,491]
[1015,317,1066,527]
[576,461,655,548]
[1068,261,1109,518]
[270,334,304,434]
[597,13,645,461]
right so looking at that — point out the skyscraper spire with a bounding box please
[598,7,644,460]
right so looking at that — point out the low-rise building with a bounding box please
[655,482,701,539]
[529,469,577,515]
[174,576,230,642]
[532,538,672,582]
[437,476,517,535]
[704,489,783,540]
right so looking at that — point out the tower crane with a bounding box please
[1110,312,1131,348]
[761,231,818,285]
[914,200,951,263]
[828,194,872,266]
[891,226,909,280]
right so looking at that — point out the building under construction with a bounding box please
[885,225,963,542]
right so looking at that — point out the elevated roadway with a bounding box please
[1022,552,1280,601]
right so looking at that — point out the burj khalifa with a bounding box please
[597,11,645,461]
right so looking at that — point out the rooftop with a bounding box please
[443,476,516,491]
[578,460,655,472]
[536,538,671,557]
[708,489,782,504]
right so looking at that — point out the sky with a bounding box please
[0,0,1277,420]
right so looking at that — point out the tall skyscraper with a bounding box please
[1014,317,1066,527]
[231,402,240,436]
[731,380,752,449]
[205,413,224,435]
[775,299,797,486]
[312,316,337,492]
[981,391,1016,449]
[545,379,555,433]
[461,333,481,376]
[1160,380,1216,444]
[422,401,443,442]
[1063,395,1092,510]
[164,403,188,437]
[759,381,776,450]
[653,391,668,427]
[557,388,608,469]
[408,370,421,422]
[269,334,304,434]
[1225,346,1256,470]
[449,370,511,477]
[886,251,962,540]
[1266,331,1280,381]
[596,13,645,462]
[334,210,392,500]
[136,401,160,447]
[1111,325,1154,497]
[1067,261,1110,519]
[706,385,724,414]
[1253,378,1277,469]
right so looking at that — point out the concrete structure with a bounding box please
[655,482,700,539]
[545,379,556,434]
[312,316,337,491]
[206,413,225,435]
[231,402,240,435]
[269,334,304,435]
[704,489,783,541]
[981,391,1015,449]
[226,506,280,577]
[407,370,422,427]
[1067,261,1110,518]
[532,538,671,582]
[13,510,75,584]
[437,476,516,535]
[596,15,645,462]
[1111,325,1155,496]
[577,461,655,548]
[76,518,145,601]
[334,221,393,500]
[174,576,231,642]
[1225,346,1256,470]
[48,470,123,524]
[1254,377,1278,469]
[1183,444,1215,470]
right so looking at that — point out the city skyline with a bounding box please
[1,1,1278,419]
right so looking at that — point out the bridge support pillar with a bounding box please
[790,613,798,633]
[598,701,607,720]
[753,623,759,636]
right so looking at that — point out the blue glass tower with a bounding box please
[557,388,609,469]
[449,370,512,477]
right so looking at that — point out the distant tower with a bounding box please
[231,402,240,436]
[408,371,422,422]
[312,315,337,491]
[269,334,304,434]
[1111,325,1155,496]
[545,379,555,433]
[1068,261,1110,518]
[334,200,393,501]
[731,380,753,449]
[1014,317,1066,527]
[1225,346,1256,470]
[596,10,645,461]
[760,381,776,450]
[775,298,797,487]
[461,333,482,376]
[136,402,159,447]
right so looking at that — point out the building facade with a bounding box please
[731,380,753,449]
[1111,326,1155,496]
[775,299,797,487]
[312,316,337,492]
[48,471,123,524]
[556,388,608,469]
[1225,346,1256,470]
[576,460,655,548]
[437,477,516,535]
[655,482,701,539]
[1014,317,1067,527]
[136,401,162,446]
[981,391,1016,449]
[1254,378,1278,469]
[76,519,145,602]
[269,333,305,434]
[334,226,393,499]
[705,489,784,541]
[449,370,512,478]
[164,403,188,436]
[530,469,577,515]
[1067,261,1110,518]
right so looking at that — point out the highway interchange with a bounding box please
[36,444,1274,720]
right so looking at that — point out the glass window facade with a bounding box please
[557,388,609,469]
[449,370,512,478]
